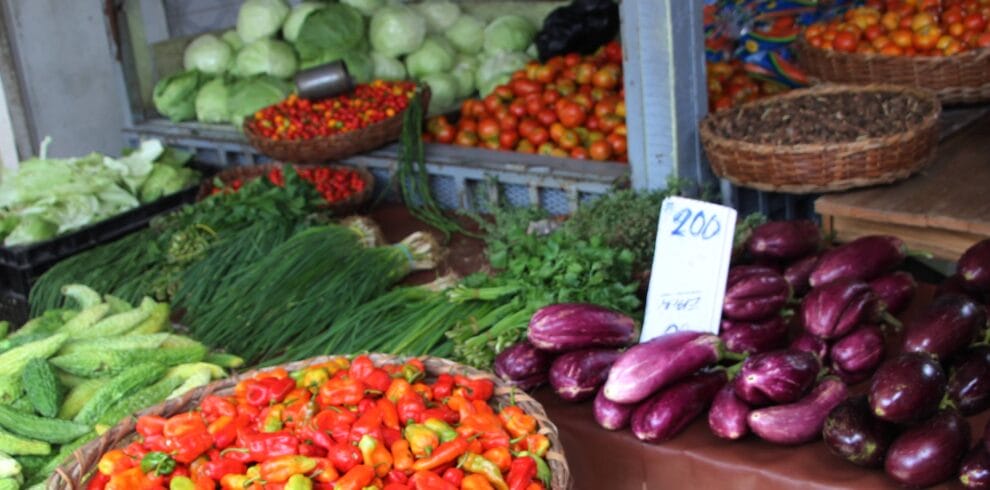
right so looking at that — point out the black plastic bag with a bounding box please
[535,0,620,61]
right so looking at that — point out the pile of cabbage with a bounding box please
[154,0,545,124]
[0,139,200,247]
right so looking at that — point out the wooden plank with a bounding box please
[821,214,984,261]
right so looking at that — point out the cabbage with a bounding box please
[195,78,230,124]
[369,5,427,58]
[295,4,365,63]
[405,36,455,80]
[483,15,536,55]
[152,70,202,122]
[451,63,475,98]
[139,165,198,203]
[444,15,485,55]
[282,2,326,43]
[221,30,244,51]
[233,39,298,79]
[415,0,461,34]
[4,215,57,246]
[420,73,459,115]
[236,0,289,43]
[341,0,384,17]
[371,52,407,81]
[183,34,233,75]
[477,51,530,96]
[343,51,374,84]
[227,76,292,126]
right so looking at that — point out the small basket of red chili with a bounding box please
[50,354,572,490]
[199,163,374,214]
[243,81,429,163]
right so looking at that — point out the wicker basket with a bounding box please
[49,354,572,490]
[699,84,941,194]
[198,163,375,215]
[243,88,431,163]
[794,36,990,105]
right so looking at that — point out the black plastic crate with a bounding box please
[0,293,29,325]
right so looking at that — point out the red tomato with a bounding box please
[548,122,566,143]
[483,94,503,114]
[525,95,544,117]
[458,118,477,133]
[594,98,618,119]
[508,99,528,117]
[588,140,613,161]
[564,53,581,67]
[863,24,884,41]
[965,13,987,31]
[527,126,550,146]
[557,129,580,150]
[575,62,596,84]
[603,41,623,64]
[591,64,621,90]
[555,79,577,96]
[586,115,601,131]
[570,147,589,159]
[511,79,543,97]
[455,130,478,147]
[598,114,622,134]
[556,102,586,129]
[518,118,539,138]
[498,114,518,132]
[542,90,561,105]
[477,117,500,142]
[493,85,514,101]
[534,65,557,84]
[435,125,455,144]
[834,31,859,52]
[606,133,627,155]
[516,140,536,154]
[537,109,558,126]
[499,131,520,150]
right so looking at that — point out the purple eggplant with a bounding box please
[603,332,721,404]
[801,279,879,340]
[869,271,917,315]
[959,239,990,293]
[823,395,896,468]
[885,410,971,488]
[948,345,990,416]
[790,332,830,363]
[747,377,848,445]
[527,303,637,352]
[869,352,946,424]
[723,266,791,321]
[719,316,789,355]
[810,235,906,288]
[830,324,885,384]
[593,387,636,431]
[938,274,987,304]
[960,444,990,489]
[494,340,553,390]
[733,349,821,406]
[708,383,751,440]
[903,294,986,360]
[746,220,822,262]
[631,370,726,443]
[784,254,821,297]
[549,349,620,402]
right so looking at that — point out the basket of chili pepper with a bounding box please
[50,354,572,490]
[243,81,430,163]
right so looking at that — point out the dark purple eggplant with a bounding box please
[903,294,986,360]
[869,271,917,315]
[723,266,791,321]
[527,303,637,352]
[747,377,848,445]
[822,395,896,468]
[885,410,970,488]
[810,235,907,288]
[948,345,990,416]
[549,349,620,402]
[790,332,830,363]
[960,444,990,489]
[959,239,990,293]
[603,332,721,404]
[801,279,879,340]
[938,274,987,304]
[719,316,789,355]
[631,370,726,443]
[494,340,553,389]
[733,349,821,406]
[708,383,751,440]
[784,254,821,297]
[869,352,946,424]
[593,387,636,431]
[746,220,822,262]
[830,324,885,383]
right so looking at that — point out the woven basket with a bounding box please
[197,163,374,215]
[794,36,990,104]
[699,84,941,194]
[49,354,572,490]
[243,88,431,163]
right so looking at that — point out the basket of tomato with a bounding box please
[50,354,571,490]
[795,1,990,104]
[243,81,429,163]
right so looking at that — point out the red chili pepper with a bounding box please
[86,472,110,490]
[164,428,213,464]
[349,405,382,444]
[201,395,238,421]
[318,377,366,407]
[244,377,296,406]
[410,470,457,490]
[442,467,464,487]
[325,443,362,473]
[397,393,425,425]
[417,407,458,426]
[207,415,237,449]
[203,456,245,481]
[364,368,393,393]
[349,355,376,381]
[507,457,537,490]
[333,464,375,490]
[137,416,167,437]
[238,430,299,462]
[454,376,494,402]
[377,398,400,431]
[432,374,454,400]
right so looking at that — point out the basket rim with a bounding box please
[794,34,990,63]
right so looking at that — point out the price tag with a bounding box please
[640,197,737,341]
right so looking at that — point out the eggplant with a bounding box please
[948,345,990,416]
[746,220,822,262]
[733,349,821,406]
[810,235,906,288]
[603,332,721,404]
[800,279,879,340]
[784,254,821,297]
[903,293,986,360]
[868,271,917,315]
[593,387,636,431]
[723,266,791,321]
[822,395,895,468]
[789,332,830,363]
[708,383,751,440]
[719,316,789,355]
[494,340,553,389]
[959,239,990,293]
[747,377,848,445]
[631,370,726,443]
[527,303,637,352]
[549,349,620,402]
[960,444,990,489]
[938,274,987,304]
[830,324,885,384]
[885,410,970,488]
[869,352,946,424]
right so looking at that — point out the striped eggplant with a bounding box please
[527,303,637,353]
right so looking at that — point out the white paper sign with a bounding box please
[641,197,737,341]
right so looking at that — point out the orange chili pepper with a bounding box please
[410,437,469,472]
[446,395,476,420]
[378,398,400,431]
[97,449,134,476]
[499,406,536,439]
[472,400,494,416]
[462,474,495,490]
[483,447,512,473]
[525,483,545,490]
[411,383,434,402]
[311,457,339,483]
[391,440,414,472]
[334,464,376,490]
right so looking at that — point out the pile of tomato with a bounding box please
[247,81,417,141]
[89,356,553,490]
[804,0,990,56]
[425,41,627,163]
[706,61,791,112]
[211,166,366,205]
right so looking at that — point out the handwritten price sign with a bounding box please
[640,197,737,342]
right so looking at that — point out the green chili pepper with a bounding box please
[459,452,508,490]
[170,476,196,490]
[286,474,313,490]
[140,451,176,476]
[423,418,458,443]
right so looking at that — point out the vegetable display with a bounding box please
[212,166,367,206]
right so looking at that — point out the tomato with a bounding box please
[508,99,527,117]
[518,118,539,138]
[911,12,936,31]
[588,140,613,161]
[462,100,485,119]
[537,142,556,156]
[615,100,626,118]
[458,118,477,133]
[477,117,500,142]
[881,11,902,31]
[834,31,859,52]
[483,94,503,114]
[455,130,478,147]
[557,129,580,150]
[606,133,627,155]
[498,114,518,132]
[585,115,601,131]
[872,34,893,49]
[863,24,885,41]
[556,101,586,129]
[711,96,733,111]
[569,147,589,159]
[564,53,581,67]
[542,90,561,105]
[534,65,557,84]
[591,65,621,90]
[944,7,965,24]
[891,28,914,47]
[499,131,519,150]
[511,79,543,97]
[965,13,988,31]
[435,124,455,144]
[598,114,623,134]
[913,25,942,49]
[516,140,536,154]
[603,41,623,63]
[937,34,955,50]
[572,93,594,111]
[537,109,558,126]
[574,62,596,84]
[548,122,566,143]
[555,79,577,96]
[527,126,550,146]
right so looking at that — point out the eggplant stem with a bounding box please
[721,348,749,363]
[879,311,903,331]
[906,248,934,260]
[725,359,746,380]
[939,393,957,411]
